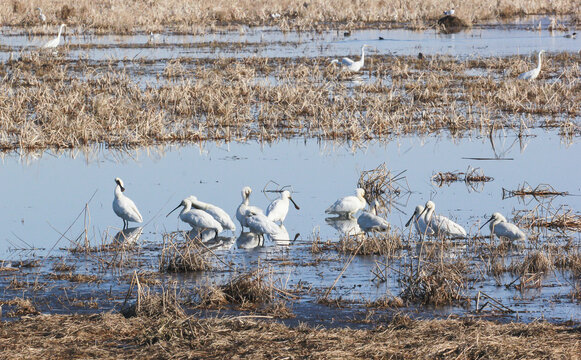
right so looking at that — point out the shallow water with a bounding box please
[0,131,579,323]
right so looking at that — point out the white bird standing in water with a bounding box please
[37,7,46,23]
[266,190,300,224]
[420,200,467,238]
[480,212,526,241]
[325,188,367,218]
[167,199,223,239]
[112,178,143,230]
[187,195,236,232]
[357,200,390,235]
[245,209,282,246]
[518,50,545,80]
[43,24,66,49]
[236,186,264,230]
[332,44,372,72]
[443,8,455,16]
[405,205,435,237]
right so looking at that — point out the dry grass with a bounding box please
[0,312,579,359]
[1,0,578,33]
[336,232,403,256]
[516,204,581,232]
[357,162,409,211]
[0,53,579,151]
[47,272,101,283]
[0,297,40,317]
[503,182,569,199]
[159,232,213,273]
[432,166,493,186]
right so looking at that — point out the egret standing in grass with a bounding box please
[37,7,46,23]
[331,44,372,72]
[187,195,236,232]
[420,200,467,238]
[518,50,545,80]
[236,186,264,231]
[245,209,282,246]
[405,205,435,237]
[480,212,526,241]
[43,24,66,49]
[113,178,143,230]
[325,188,367,218]
[167,199,223,239]
[266,190,300,224]
[357,200,390,235]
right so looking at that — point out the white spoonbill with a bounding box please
[187,195,236,232]
[357,200,390,235]
[333,44,372,72]
[420,200,467,238]
[37,7,46,23]
[325,188,367,218]
[43,24,66,49]
[480,212,526,241]
[518,50,545,80]
[167,199,223,239]
[245,209,282,246]
[236,186,264,230]
[266,190,300,223]
[112,178,143,230]
[405,205,435,237]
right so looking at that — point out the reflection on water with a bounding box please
[325,216,361,236]
[112,226,143,245]
[236,231,261,249]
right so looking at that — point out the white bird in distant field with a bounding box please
[167,199,223,239]
[325,188,367,218]
[43,24,66,49]
[405,205,435,237]
[112,178,143,230]
[187,195,236,232]
[245,209,282,246]
[37,7,46,23]
[480,212,526,241]
[564,32,577,39]
[420,200,467,238]
[266,190,300,223]
[236,186,264,231]
[357,200,390,235]
[443,8,455,16]
[332,44,372,72]
[518,50,545,81]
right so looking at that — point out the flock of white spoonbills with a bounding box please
[113,178,527,246]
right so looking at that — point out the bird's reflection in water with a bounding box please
[112,227,143,246]
[268,225,300,246]
[325,216,361,236]
[236,231,261,249]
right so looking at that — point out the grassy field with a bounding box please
[1,0,579,32]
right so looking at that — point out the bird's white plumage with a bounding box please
[333,44,371,72]
[112,178,143,229]
[37,8,46,23]
[357,201,390,234]
[187,195,236,232]
[421,201,467,238]
[518,50,545,80]
[405,205,435,236]
[172,199,223,236]
[43,24,66,49]
[443,9,455,16]
[245,210,281,237]
[483,212,526,241]
[236,186,264,229]
[266,190,298,223]
[325,188,367,217]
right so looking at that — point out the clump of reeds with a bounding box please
[336,232,403,256]
[432,166,493,186]
[1,297,40,317]
[516,205,581,232]
[509,251,552,276]
[52,259,76,272]
[122,284,185,320]
[502,182,569,199]
[48,272,101,283]
[367,295,405,309]
[400,261,470,306]
[159,232,213,273]
[357,163,408,211]
[554,250,581,278]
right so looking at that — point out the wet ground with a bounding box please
[0,18,579,325]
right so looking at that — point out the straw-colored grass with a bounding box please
[1,0,578,33]
[0,312,578,359]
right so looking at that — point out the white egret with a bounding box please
[236,186,264,230]
[37,7,46,23]
[333,44,372,72]
[43,24,66,49]
[187,195,236,232]
[443,9,455,16]
[357,200,390,235]
[405,205,435,237]
[245,209,282,246]
[480,212,526,241]
[325,188,367,218]
[420,200,467,238]
[266,190,300,223]
[167,199,223,239]
[518,50,545,81]
[112,178,143,230]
